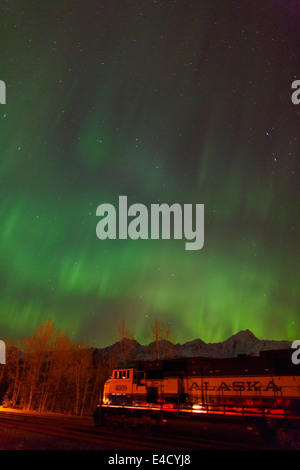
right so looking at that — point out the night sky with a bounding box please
[0,1,299,347]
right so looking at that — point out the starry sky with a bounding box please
[0,0,299,347]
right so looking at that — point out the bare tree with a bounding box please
[22,320,56,410]
[89,356,107,414]
[71,344,93,415]
[2,340,22,408]
[113,319,136,366]
[38,332,72,412]
[147,319,175,360]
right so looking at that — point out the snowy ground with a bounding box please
[0,406,112,450]
[0,426,110,450]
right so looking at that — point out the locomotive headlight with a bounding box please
[192,403,205,413]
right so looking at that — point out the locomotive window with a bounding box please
[114,371,117,379]
[122,370,127,378]
[126,370,130,379]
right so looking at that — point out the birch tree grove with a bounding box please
[0,320,107,415]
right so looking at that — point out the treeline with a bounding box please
[0,318,174,416]
[0,321,108,415]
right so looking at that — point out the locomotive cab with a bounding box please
[103,368,135,405]
[102,363,187,409]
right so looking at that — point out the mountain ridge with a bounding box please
[96,329,291,363]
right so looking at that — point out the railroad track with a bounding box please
[0,411,269,450]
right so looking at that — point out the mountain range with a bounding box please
[97,329,292,363]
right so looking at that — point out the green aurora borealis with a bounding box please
[0,1,299,346]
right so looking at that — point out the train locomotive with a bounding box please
[93,348,300,448]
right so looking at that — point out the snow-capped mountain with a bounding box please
[97,329,291,363]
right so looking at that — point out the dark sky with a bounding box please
[0,0,299,347]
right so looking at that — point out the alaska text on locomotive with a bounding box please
[96,196,204,251]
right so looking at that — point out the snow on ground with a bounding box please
[0,425,109,450]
